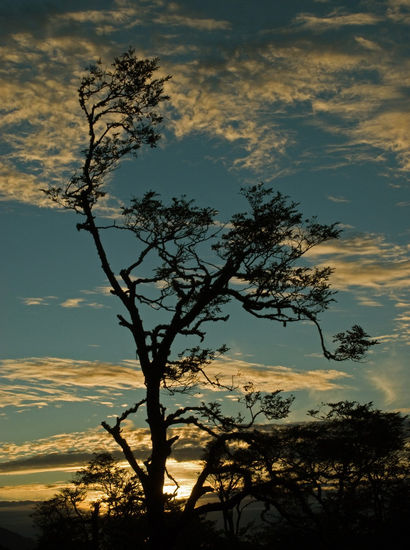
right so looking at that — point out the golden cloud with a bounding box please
[0,162,51,207]
[0,423,207,471]
[0,1,408,203]
[295,12,382,29]
[306,234,410,291]
[306,233,410,343]
[206,358,351,392]
[0,353,352,413]
[0,458,202,501]
[387,0,410,23]
[0,357,145,391]
[60,298,86,308]
[0,427,125,463]
[20,296,57,306]
[349,111,410,172]
[0,482,70,501]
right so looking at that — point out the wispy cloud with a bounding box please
[356,296,383,307]
[354,36,382,51]
[0,354,351,411]
[20,296,106,308]
[60,298,85,308]
[348,111,410,172]
[327,195,350,203]
[387,0,410,23]
[366,356,410,406]
[206,358,351,392]
[0,426,143,463]
[0,357,144,390]
[0,482,70,501]
[0,162,52,207]
[295,11,382,29]
[307,233,410,344]
[20,296,57,306]
[307,233,410,291]
[154,13,231,31]
[0,357,145,409]
[0,1,408,207]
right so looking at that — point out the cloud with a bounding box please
[348,111,410,172]
[0,482,70,502]
[0,424,207,475]
[0,1,409,206]
[154,13,231,30]
[327,195,350,203]
[306,234,410,291]
[387,0,410,23]
[366,357,410,406]
[20,296,57,306]
[20,295,107,309]
[60,298,85,308]
[0,426,205,501]
[206,358,351,392]
[326,259,410,291]
[0,162,53,207]
[306,233,410,344]
[394,309,410,344]
[0,426,142,463]
[163,458,203,497]
[54,6,140,26]
[0,357,144,390]
[0,453,93,475]
[0,357,146,409]
[167,25,410,174]
[0,384,89,409]
[0,22,126,207]
[0,460,201,501]
[0,352,351,412]
[356,296,383,307]
[354,36,382,51]
[295,11,382,29]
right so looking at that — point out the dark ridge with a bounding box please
[0,526,35,550]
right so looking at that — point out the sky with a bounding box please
[0,0,409,535]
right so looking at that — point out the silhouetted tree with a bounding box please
[33,486,89,550]
[46,49,377,548]
[205,402,409,549]
[33,453,146,550]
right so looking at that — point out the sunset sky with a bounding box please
[0,0,409,534]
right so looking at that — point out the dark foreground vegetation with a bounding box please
[33,401,409,550]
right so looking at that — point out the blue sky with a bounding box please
[0,0,409,520]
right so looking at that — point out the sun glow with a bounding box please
[163,458,203,499]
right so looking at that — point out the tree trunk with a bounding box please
[145,375,170,549]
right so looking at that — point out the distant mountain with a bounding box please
[0,526,35,550]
